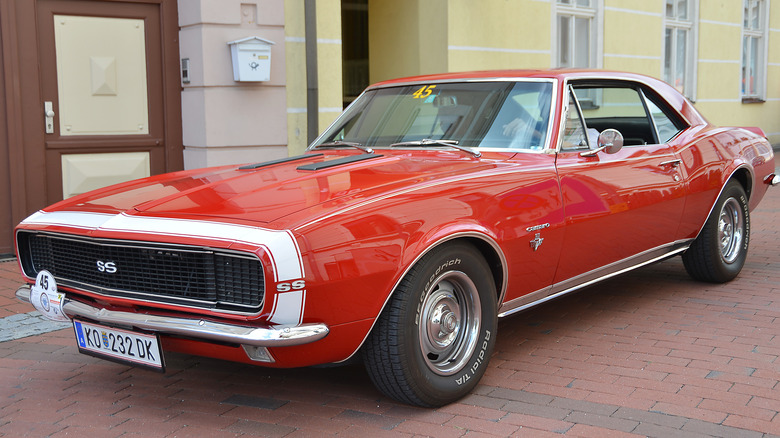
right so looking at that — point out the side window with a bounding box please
[572,85,656,146]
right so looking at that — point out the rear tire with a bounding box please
[682,181,750,283]
[363,243,497,407]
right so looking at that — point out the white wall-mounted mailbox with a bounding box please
[227,36,275,82]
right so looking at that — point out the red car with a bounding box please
[14,70,777,407]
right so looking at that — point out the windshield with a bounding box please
[314,80,554,151]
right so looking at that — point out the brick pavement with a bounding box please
[1,161,780,437]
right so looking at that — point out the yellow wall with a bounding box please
[368,0,448,83]
[695,0,779,143]
[284,0,343,156]
[757,2,779,144]
[602,5,661,74]
[316,0,344,134]
[284,0,308,155]
[447,0,551,71]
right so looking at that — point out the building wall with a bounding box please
[283,0,307,155]
[313,0,345,141]
[447,0,552,72]
[368,0,448,83]
[601,4,662,74]
[178,0,288,168]
[284,0,343,156]
[695,0,779,144]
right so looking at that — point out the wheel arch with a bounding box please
[687,165,753,246]
[464,236,506,304]
[344,232,507,363]
[730,165,754,202]
[413,233,507,306]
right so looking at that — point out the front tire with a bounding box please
[683,180,750,283]
[363,243,497,407]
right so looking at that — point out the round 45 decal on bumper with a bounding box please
[30,270,69,322]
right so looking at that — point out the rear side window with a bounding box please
[644,98,682,143]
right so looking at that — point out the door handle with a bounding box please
[659,159,681,168]
[44,101,55,134]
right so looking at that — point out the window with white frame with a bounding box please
[663,0,697,100]
[555,0,599,69]
[742,0,768,101]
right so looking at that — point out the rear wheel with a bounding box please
[683,181,750,283]
[363,243,497,407]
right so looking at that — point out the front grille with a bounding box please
[18,231,264,312]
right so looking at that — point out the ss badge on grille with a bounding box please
[96,261,117,273]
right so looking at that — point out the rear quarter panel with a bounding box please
[675,125,774,240]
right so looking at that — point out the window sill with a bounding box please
[741,97,765,104]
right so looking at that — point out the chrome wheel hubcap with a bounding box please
[718,198,744,264]
[418,271,481,376]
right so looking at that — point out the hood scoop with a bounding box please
[296,153,383,171]
[238,153,323,170]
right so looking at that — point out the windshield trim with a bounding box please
[308,78,559,155]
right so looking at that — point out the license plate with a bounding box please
[73,320,164,371]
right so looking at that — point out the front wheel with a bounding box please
[363,243,497,407]
[682,180,750,283]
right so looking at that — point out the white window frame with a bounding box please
[552,0,603,69]
[741,0,769,101]
[662,0,698,101]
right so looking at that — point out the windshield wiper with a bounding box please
[388,139,481,158]
[313,141,374,154]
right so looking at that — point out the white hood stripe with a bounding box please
[268,290,306,325]
[22,210,305,282]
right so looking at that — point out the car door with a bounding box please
[552,82,687,288]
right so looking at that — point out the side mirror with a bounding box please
[597,129,624,154]
[580,128,624,157]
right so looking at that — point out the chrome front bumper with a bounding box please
[15,285,328,347]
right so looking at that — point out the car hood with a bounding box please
[43,151,511,227]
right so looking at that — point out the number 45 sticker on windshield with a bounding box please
[412,85,436,99]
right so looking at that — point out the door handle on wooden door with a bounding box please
[44,101,55,134]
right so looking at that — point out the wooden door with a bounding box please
[0,28,12,255]
[0,0,182,255]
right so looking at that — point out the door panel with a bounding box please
[554,144,685,284]
[61,152,151,199]
[53,14,150,136]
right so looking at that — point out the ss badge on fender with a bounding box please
[277,280,306,292]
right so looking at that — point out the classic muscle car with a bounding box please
[15,70,778,407]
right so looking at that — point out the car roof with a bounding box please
[372,69,656,87]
